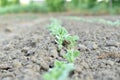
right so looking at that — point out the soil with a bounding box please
[0,14,120,80]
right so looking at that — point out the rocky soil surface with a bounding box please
[0,14,120,80]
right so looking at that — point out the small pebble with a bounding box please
[78,44,87,51]
[106,60,114,66]
[86,42,98,50]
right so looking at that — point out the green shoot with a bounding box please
[44,19,80,80]
[64,49,80,63]
[47,19,69,50]
[55,27,69,50]
[47,19,79,50]
[43,60,74,80]
[47,19,61,35]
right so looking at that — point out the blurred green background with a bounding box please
[0,0,120,14]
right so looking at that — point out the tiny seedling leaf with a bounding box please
[43,60,74,80]
[64,49,80,63]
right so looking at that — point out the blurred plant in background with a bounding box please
[0,0,120,14]
[71,0,97,9]
[0,0,19,6]
[45,0,66,12]
[0,0,49,14]
[69,0,120,14]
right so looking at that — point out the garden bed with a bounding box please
[0,14,120,80]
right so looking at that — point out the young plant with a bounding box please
[47,19,62,35]
[55,27,69,50]
[64,49,80,63]
[48,19,69,50]
[44,19,80,80]
[43,60,74,80]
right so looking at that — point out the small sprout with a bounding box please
[55,32,69,50]
[64,49,80,63]
[44,19,80,80]
[47,20,61,35]
[43,60,74,80]
[55,36,64,50]
[47,19,69,50]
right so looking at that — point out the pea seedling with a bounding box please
[44,19,80,80]
[64,49,80,63]
[47,19,62,35]
[55,27,69,50]
[43,60,74,80]
[47,19,69,50]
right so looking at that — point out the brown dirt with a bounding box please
[0,14,120,80]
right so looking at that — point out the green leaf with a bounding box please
[64,49,80,63]
[54,60,65,67]
[43,61,74,80]
[58,63,74,80]
[73,50,80,57]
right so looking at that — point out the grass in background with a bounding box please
[63,16,120,26]
[67,1,120,15]
[0,3,48,14]
[0,1,120,15]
